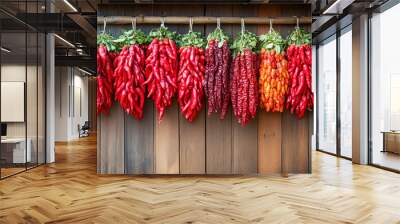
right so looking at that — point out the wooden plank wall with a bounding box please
[97,3,312,175]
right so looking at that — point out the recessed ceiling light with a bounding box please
[54,34,75,48]
[78,67,93,76]
[1,47,11,53]
[63,0,78,12]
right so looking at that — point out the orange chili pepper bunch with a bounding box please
[258,30,289,112]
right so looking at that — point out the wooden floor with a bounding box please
[0,135,400,223]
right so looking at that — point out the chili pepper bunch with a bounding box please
[145,26,179,121]
[259,30,289,112]
[286,27,313,118]
[97,33,116,116]
[230,31,259,126]
[177,31,206,122]
[113,30,151,119]
[205,27,231,119]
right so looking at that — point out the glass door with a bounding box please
[339,26,352,159]
[370,3,400,171]
[317,35,337,155]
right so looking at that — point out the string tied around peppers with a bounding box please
[258,22,289,113]
[113,28,151,120]
[230,19,259,126]
[145,23,179,121]
[286,26,313,118]
[205,19,231,120]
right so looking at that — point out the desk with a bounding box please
[382,131,400,155]
[1,138,31,163]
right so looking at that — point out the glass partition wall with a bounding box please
[0,2,46,179]
[370,3,400,171]
[316,25,353,159]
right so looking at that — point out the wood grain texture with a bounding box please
[2,136,400,223]
[97,4,312,175]
[256,5,283,175]
[282,111,310,174]
[154,101,180,174]
[204,5,233,174]
[125,101,154,174]
[99,104,124,174]
[258,112,282,174]
[179,110,206,174]
[231,5,258,174]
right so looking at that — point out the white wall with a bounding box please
[54,67,89,141]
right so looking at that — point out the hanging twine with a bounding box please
[269,18,273,33]
[160,17,165,28]
[132,17,137,30]
[241,18,245,35]
[189,17,193,32]
[296,17,300,29]
[217,17,221,29]
[102,18,106,33]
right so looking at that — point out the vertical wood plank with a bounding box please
[256,5,283,174]
[231,5,258,174]
[258,112,282,174]
[100,104,125,174]
[155,101,180,174]
[205,5,233,174]
[125,101,154,174]
[179,110,205,174]
[282,111,310,174]
[97,115,101,174]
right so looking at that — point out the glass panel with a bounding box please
[339,28,352,158]
[317,36,337,154]
[38,32,45,165]
[371,4,400,171]
[1,31,27,177]
[27,31,38,169]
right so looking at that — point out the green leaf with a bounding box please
[231,31,258,55]
[258,30,286,54]
[287,27,311,46]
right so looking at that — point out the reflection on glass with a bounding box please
[340,28,352,158]
[318,36,337,154]
[1,32,27,177]
[371,4,400,171]
[38,33,45,165]
[27,31,38,169]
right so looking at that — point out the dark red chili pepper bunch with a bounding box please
[97,33,116,116]
[259,30,289,112]
[286,27,313,118]
[113,30,151,119]
[177,31,206,122]
[230,31,259,126]
[204,27,231,119]
[145,26,178,121]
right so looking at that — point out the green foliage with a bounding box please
[149,26,177,40]
[113,29,151,50]
[207,27,230,48]
[231,31,257,56]
[259,30,287,54]
[97,33,116,52]
[287,27,311,46]
[177,31,205,48]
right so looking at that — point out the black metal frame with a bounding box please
[315,21,353,161]
[0,0,47,180]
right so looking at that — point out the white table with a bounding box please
[1,138,31,163]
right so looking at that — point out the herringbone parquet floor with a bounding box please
[1,134,400,224]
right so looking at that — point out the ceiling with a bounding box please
[311,0,390,43]
[0,0,97,74]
